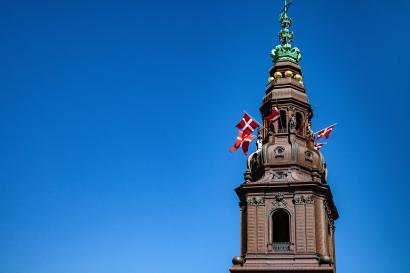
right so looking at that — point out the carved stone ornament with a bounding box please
[273,171,288,180]
[289,114,296,130]
[272,193,287,209]
[256,130,263,151]
[306,122,313,139]
[244,170,252,182]
[294,195,313,205]
[246,196,265,206]
[268,123,275,137]
[323,200,333,221]
[328,218,335,229]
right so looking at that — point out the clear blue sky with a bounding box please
[1,1,409,273]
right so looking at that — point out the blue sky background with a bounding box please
[1,0,410,273]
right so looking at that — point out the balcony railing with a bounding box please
[272,242,290,252]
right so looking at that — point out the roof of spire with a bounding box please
[271,0,302,64]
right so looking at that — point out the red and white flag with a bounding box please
[235,112,260,136]
[315,124,336,140]
[263,107,280,124]
[230,131,255,155]
[315,142,327,150]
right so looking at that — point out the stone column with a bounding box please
[305,197,316,253]
[294,196,306,252]
[257,204,266,253]
[246,202,257,253]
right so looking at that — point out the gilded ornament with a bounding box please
[274,71,283,78]
[268,76,275,83]
[294,74,302,81]
[284,70,293,78]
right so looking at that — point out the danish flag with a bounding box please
[315,124,336,140]
[263,107,280,124]
[235,112,260,136]
[230,131,255,155]
[315,142,327,150]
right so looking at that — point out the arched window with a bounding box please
[278,110,287,132]
[296,112,303,131]
[272,210,290,251]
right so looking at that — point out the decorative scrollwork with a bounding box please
[328,218,335,229]
[294,195,314,205]
[323,199,334,228]
[246,196,265,206]
[323,200,332,216]
[272,193,287,209]
[273,171,288,180]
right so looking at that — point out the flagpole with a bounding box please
[315,142,328,149]
[275,97,284,130]
[315,142,327,146]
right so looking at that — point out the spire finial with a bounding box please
[271,0,302,63]
[283,0,292,14]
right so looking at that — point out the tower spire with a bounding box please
[229,2,339,273]
[271,0,302,63]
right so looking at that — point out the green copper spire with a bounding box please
[271,0,302,63]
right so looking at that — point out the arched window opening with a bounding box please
[272,210,290,251]
[296,112,303,131]
[278,110,287,132]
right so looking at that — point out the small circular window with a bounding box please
[275,146,285,157]
[305,151,313,162]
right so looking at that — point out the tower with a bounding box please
[230,2,338,273]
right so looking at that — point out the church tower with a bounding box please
[230,2,339,273]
